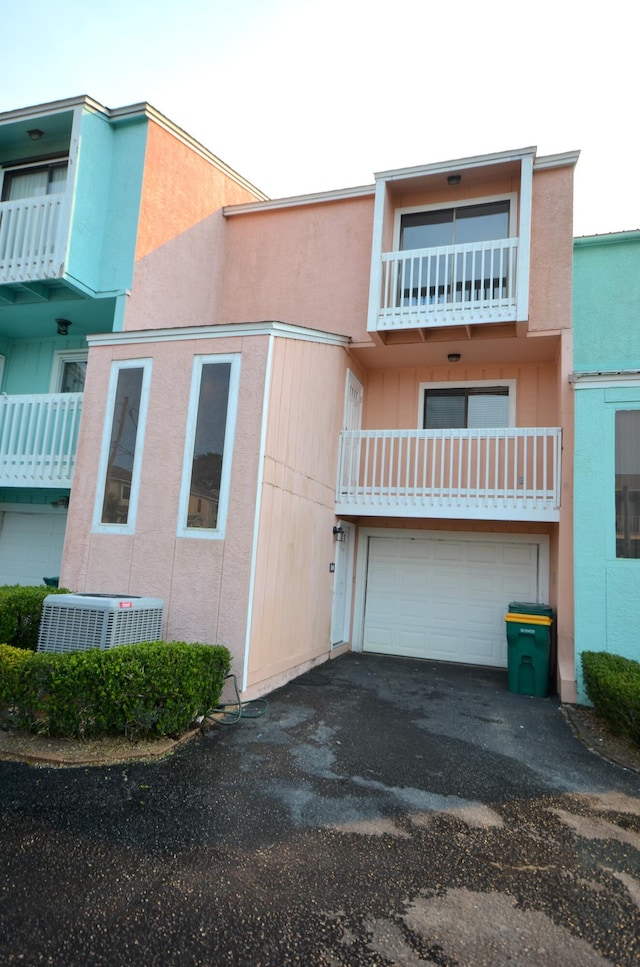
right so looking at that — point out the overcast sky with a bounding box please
[2,0,636,238]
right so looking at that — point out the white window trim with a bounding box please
[92,358,153,536]
[417,379,517,428]
[177,353,241,541]
[49,349,88,392]
[393,192,518,250]
[0,158,69,199]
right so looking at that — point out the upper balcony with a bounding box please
[367,148,536,340]
[377,237,518,333]
[0,96,146,321]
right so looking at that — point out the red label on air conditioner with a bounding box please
[119,601,133,608]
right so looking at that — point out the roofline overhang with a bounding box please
[0,95,268,202]
[87,320,352,348]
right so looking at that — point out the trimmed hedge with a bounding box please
[0,640,231,739]
[0,585,70,652]
[581,651,640,745]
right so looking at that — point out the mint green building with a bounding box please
[572,231,640,700]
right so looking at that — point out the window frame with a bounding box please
[49,350,88,393]
[417,379,517,429]
[0,158,69,202]
[393,193,518,251]
[613,405,640,560]
[177,353,241,541]
[92,358,153,536]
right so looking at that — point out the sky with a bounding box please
[1,0,637,238]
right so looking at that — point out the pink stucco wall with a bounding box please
[126,121,265,332]
[61,334,269,679]
[217,196,375,339]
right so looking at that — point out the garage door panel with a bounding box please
[363,535,541,668]
[0,512,67,586]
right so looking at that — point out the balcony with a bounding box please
[336,426,561,521]
[374,237,519,332]
[0,393,83,487]
[0,196,65,286]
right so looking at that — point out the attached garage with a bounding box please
[0,510,67,586]
[360,531,548,667]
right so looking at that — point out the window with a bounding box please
[178,355,240,539]
[51,351,87,393]
[615,410,640,559]
[93,360,152,533]
[1,161,68,201]
[398,198,513,306]
[400,201,510,251]
[421,382,514,429]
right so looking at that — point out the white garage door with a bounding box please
[363,535,541,667]
[0,512,67,586]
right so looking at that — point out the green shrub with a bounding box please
[0,643,34,727]
[581,651,640,744]
[0,640,231,739]
[0,585,70,652]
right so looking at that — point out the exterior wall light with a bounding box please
[447,174,461,185]
[333,525,346,542]
[27,129,44,141]
[448,353,461,363]
[56,318,72,336]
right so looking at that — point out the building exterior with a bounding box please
[572,231,640,701]
[1,97,580,701]
[0,95,265,585]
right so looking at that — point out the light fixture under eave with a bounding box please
[333,525,346,542]
[56,318,72,336]
[27,128,44,141]
[448,353,461,363]
[447,174,461,186]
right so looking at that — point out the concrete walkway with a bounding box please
[1,653,639,965]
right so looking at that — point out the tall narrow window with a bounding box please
[615,410,640,559]
[94,361,151,533]
[178,355,240,539]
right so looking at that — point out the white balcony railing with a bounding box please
[377,237,518,330]
[0,196,65,284]
[0,393,83,487]
[336,427,561,521]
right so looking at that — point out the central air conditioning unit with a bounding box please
[37,593,165,654]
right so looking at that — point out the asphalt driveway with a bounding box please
[1,653,639,966]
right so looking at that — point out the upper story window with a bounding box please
[177,355,240,540]
[51,351,87,393]
[615,410,640,559]
[93,359,152,534]
[1,160,68,202]
[400,200,511,252]
[420,380,515,429]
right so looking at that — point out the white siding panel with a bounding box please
[363,535,539,666]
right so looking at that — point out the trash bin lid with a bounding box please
[508,601,553,617]
[505,613,552,626]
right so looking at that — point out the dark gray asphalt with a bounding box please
[1,653,639,966]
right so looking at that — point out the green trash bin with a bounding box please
[505,602,553,697]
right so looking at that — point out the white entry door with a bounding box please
[363,534,541,667]
[331,521,354,647]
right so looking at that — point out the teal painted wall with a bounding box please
[2,337,86,394]
[573,233,640,700]
[574,232,640,370]
[66,110,148,296]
